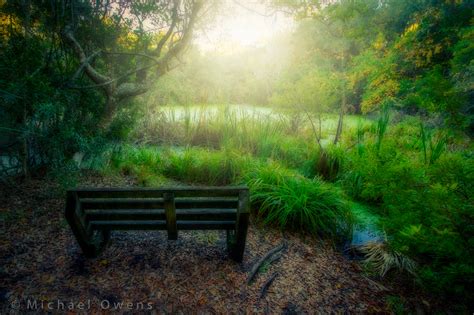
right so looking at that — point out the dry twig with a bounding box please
[260,272,279,299]
[247,243,285,284]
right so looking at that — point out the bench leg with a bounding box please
[226,229,235,253]
[87,230,111,257]
[77,229,110,258]
[228,190,250,262]
[228,213,249,262]
[65,191,112,258]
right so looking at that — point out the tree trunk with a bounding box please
[21,0,31,179]
[334,52,346,145]
[21,108,29,179]
[334,79,345,145]
[100,96,118,129]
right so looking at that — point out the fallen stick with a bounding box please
[259,272,279,299]
[361,275,389,291]
[247,243,284,284]
[266,252,282,265]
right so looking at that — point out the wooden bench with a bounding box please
[65,186,250,262]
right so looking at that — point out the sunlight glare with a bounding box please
[196,1,294,53]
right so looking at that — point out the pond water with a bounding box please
[157,104,369,145]
[343,203,383,259]
[159,104,276,121]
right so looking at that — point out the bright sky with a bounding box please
[195,0,294,53]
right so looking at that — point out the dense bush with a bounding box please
[341,117,474,303]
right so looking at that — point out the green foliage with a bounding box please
[385,295,406,315]
[47,160,80,195]
[125,108,473,300]
[340,116,474,302]
[360,242,417,277]
[107,144,353,242]
[0,1,111,175]
[161,148,251,186]
[245,162,352,240]
[130,106,319,169]
[351,50,400,114]
[419,122,447,165]
[147,43,290,106]
[272,0,472,128]
[375,104,390,152]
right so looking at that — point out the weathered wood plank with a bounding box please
[65,191,103,257]
[84,209,166,221]
[89,220,236,230]
[175,198,238,209]
[176,208,237,221]
[177,220,236,230]
[84,208,238,221]
[89,220,168,230]
[80,198,165,209]
[73,186,246,198]
[65,192,89,247]
[80,197,238,210]
[164,192,177,240]
[231,189,250,262]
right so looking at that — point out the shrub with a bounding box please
[245,162,352,240]
[342,136,474,302]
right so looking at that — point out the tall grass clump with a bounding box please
[245,162,353,240]
[107,145,167,186]
[302,145,345,181]
[375,104,390,152]
[419,122,447,165]
[160,147,253,185]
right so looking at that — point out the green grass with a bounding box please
[245,162,352,240]
[105,144,352,240]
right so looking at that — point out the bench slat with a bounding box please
[89,220,167,230]
[175,198,238,209]
[81,198,164,209]
[177,208,237,220]
[89,220,236,230]
[74,186,247,198]
[81,198,238,210]
[85,209,166,221]
[84,208,238,221]
[177,220,236,230]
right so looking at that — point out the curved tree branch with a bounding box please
[62,0,204,128]
[154,0,180,57]
[63,25,113,96]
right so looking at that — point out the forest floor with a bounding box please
[0,174,393,314]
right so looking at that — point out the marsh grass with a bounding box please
[245,163,353,240]
[105,144,352,240]
[130,106,368,184]
[101,105,473,302]
[375,104,390,152]
[419,122,447,165]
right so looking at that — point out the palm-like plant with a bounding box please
[360,241,417,277]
